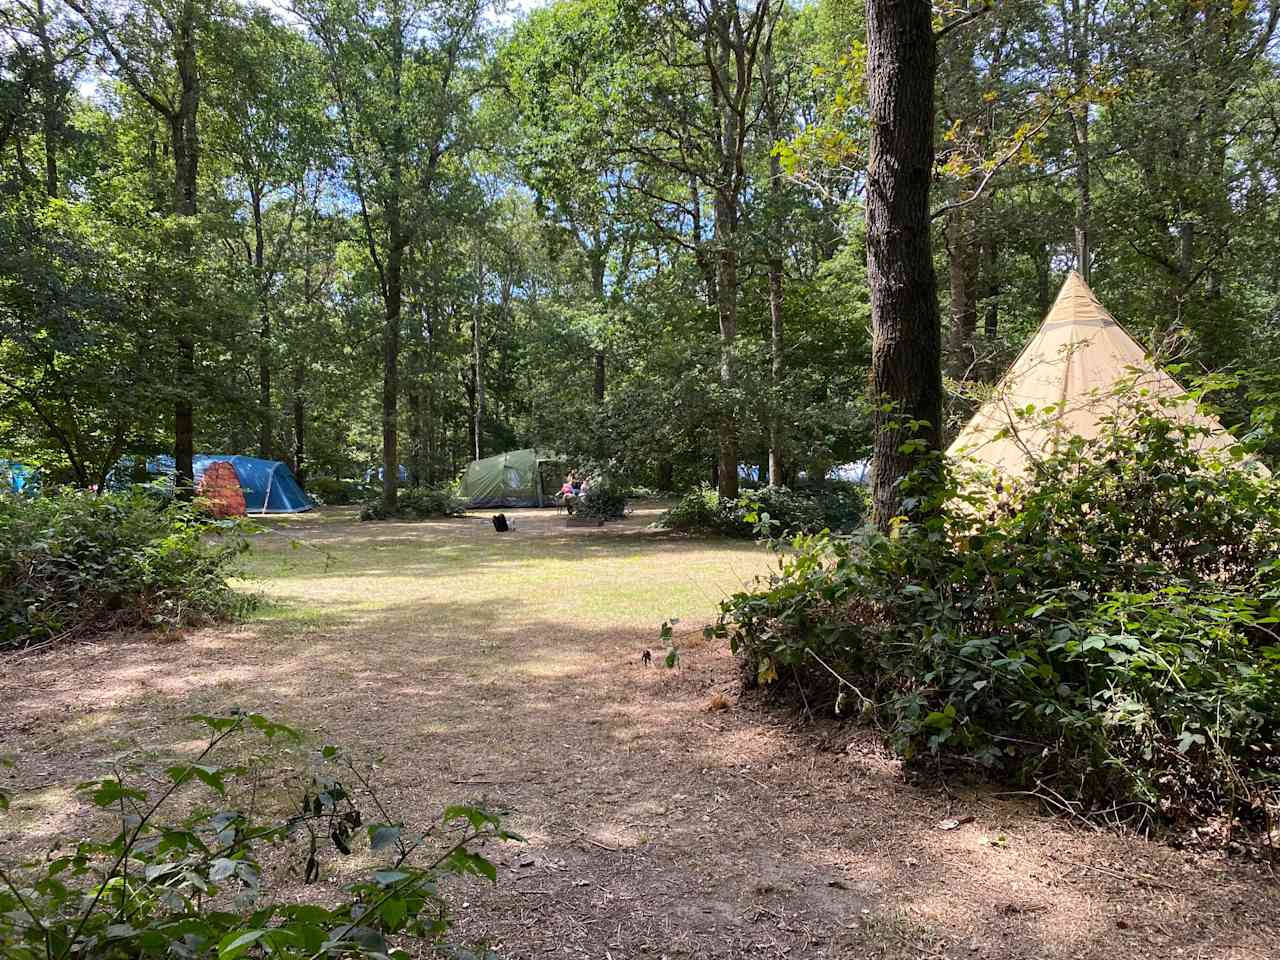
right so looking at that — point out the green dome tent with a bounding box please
[460,449,564,508]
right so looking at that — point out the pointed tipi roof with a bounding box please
[947,271,1247,475]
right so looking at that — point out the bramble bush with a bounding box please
[0,711,520,960]
[657,483,867,539]
[712,403,1280,830]
[359,485,467,521]
[0,490,251,650]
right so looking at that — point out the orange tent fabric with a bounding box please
[196,460,247,518]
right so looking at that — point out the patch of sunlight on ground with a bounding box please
[235,507,774,643]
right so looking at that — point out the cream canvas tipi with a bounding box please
[947,271,1246,475]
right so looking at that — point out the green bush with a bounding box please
[805,481,870,532]
[577,482,628,520]
[657,483,867,539]
[656,485,747,536]
[620,484,661,500]
[0,490,250,650]
[0,712,520,960]
[359,485,467,522]
[713,408,1280,828]
[307,477,372,506]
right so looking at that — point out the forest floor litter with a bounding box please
[1,505,1276,959]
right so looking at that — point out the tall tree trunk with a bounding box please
[865,0,942,530]
[1066,0,1092,282]
[712,10,739,502]
[589,252,606,401]
[763,28,785,488]
[1035,240,1051,317]
[465,370,476,464]
[714,198,738,501]
[424,379,435,484]
[767,260,784,487]
[292,363,306,489]
[946,206,979,373]
[383,237,402,508]
[472,262,483,462]
[171,3,199,497]
[253,187,272,459]
[593,352,605,402]
[408,385,423,487]
[656,458,674,491]
[981,234,999,340]
[690,176,718,307]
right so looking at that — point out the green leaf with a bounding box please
[441,848,497,884]
[247,714,301,742]
[165,764,228,796]
[381,898,408,929]
[217,929,268,960]
[86,779,147,808]
[443,805,497,832]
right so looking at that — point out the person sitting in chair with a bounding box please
[560,473,578,514]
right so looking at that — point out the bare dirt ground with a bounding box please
[1,505,1277,959]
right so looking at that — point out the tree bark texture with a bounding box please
[472,266,483,463]
[946,205,979,373]
[762,26,785,488]
[981,234,999,340]
[172,1,199,497]
[253,188,272,459]
[589,252,606,401]
[292,363,306,489]
[767,259,784,487]
[656,458,674,491]
[1066,0,1092,282]
[408,385,423,487]
[383,238,402,508]
[865,0,943,530]
[711,2,740,501]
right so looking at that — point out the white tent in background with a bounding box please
[947,271,1254,476]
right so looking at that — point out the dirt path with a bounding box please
[1,507,1276,958]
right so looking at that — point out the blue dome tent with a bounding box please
[1,461,36,495]
[118,455,312,513]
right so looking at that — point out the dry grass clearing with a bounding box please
[1,503,1277,958]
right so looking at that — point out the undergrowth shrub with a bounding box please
[713,406,1280,831]
[307,477,372,506]
[656,484,741,535]
[657,483,867,538]
[0,711,520,960]
[359,484,467,521]
[0,490,250,650]
[577,482,628,520]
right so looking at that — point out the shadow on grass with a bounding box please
[3,510,1276,959]
[3,599,1277,959]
